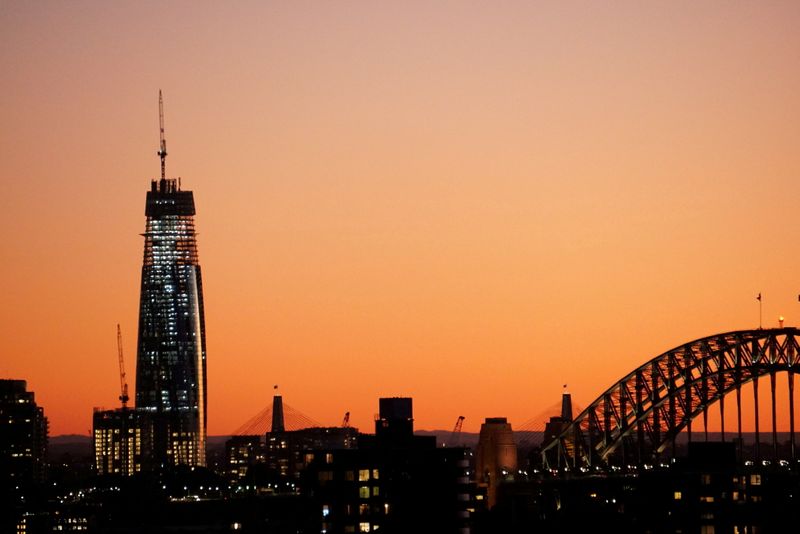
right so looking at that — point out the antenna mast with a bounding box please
[158,90,167,180]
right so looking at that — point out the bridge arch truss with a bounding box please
[542,328,800,468]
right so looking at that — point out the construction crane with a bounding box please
[157,90,168,180]
[342,411,350,428]
[117,324,130,409]
[448,416,465,447]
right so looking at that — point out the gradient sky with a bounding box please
[2,1,800,436]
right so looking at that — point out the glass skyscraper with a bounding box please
[134,95,208,468]
[136,175,207,467]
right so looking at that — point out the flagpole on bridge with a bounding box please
[757,292,762,329]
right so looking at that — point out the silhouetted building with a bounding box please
[225,435,264,484]
[490,441,788,533]
[266,426,359,480]
[0,379,48,484]
[135,97,208,468]
[306,397,475,533]
[93,408,148,476]
[375,397,413,444]
[475,417,517,509]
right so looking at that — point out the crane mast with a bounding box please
[448,415,465,447]
[117,324,129,409]
[157,90,167,180]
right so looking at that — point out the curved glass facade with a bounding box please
[135,177,207,467]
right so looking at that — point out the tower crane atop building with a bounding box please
[448,415,465,447]
[117,324,129,409]
[157,90,167,181]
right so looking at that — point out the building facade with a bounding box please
[266,426,359,480]
[135,169,208,466]
[93,408,148,476]
[475,417,517,509]
[306,397,475,533]
[225,435,264,484]
[0,379,48,484]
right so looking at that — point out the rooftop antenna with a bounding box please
[157,90,167,180]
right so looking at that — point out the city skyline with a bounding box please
[2,1,800,436]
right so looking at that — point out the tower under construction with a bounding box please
[135,92,207,467]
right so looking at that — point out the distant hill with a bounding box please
[48,434,92,462]
[415,430,479,448]
[50,434,92,445]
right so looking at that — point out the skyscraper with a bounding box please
[135,92,207,467]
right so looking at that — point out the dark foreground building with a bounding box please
[489,442,800,533]
[0,379,48,484]
[306,397,475,533]
[135,93,208,468]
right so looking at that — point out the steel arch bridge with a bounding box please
[542,328,800,468]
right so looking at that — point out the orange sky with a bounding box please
[2,1,800,436]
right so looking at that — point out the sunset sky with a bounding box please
[2,1,800,436]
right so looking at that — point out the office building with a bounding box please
[93,408,148,476]
[135,92,208,467]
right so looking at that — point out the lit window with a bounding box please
[359,523,370,532]
[673,491,682,500]
[322,505,330,517]
[359,486,370,499]
[372,486,379,496]
[750,474,761,486]
[372,469,379,480]
[359,469,370,481]
[326,453,333,464]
